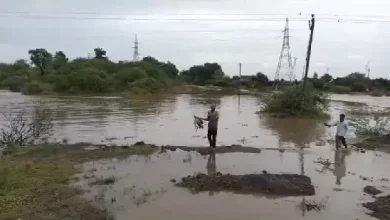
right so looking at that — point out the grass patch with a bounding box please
[0,143,157,220]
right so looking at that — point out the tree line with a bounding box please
[0,48,389,95]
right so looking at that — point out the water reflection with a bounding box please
[206,151,216,176]
[260,117,325,147]
[331,150,347,186]
[206,151,217,196]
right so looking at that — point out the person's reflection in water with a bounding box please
[206,151,217,196]
[327,150,347,185]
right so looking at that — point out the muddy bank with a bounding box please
[363,195,390,220]
[355,134,390,150]
[162,145,261,155]
[175,172,315,196]
[363,186,383,196]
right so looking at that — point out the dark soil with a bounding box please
[355,134,390,150]
[163,145,261,155]
[364,186,383,196]
[363,195,390,220]
[176,172,315,196]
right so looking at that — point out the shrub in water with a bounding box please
[115,67,147,83]
[53,75,71,92]
[129,77,160,94]
[262,86,329,117]
[23,82,43,95]
[67,71,108,93]
[1,75,25,92]
[329,85,351,94]
[351,83,366,92]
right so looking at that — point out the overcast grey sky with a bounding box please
[1,0,389,79]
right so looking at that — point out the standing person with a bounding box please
[202,104,219,148]
[324,114,349,149]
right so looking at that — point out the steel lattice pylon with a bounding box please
[133,34,140,62]
[274,18,294,89]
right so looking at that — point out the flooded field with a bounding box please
[1,91,390,219]
[0,91,380,147]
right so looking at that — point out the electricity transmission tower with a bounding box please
[274,18,294,89]
[365,61,371,78]
[133,34,140,62]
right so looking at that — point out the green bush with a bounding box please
[129,77,160,93]
[139,62,169,84]
[115,67,147,83]
[23,82,43,95]
[69,72,108,93]
[312,79,325,89]
[370,90,384,97]
[213,76,231,87]
[53,75,71,92]
[329,85,351,94]
[1,75,25,92]
[262,86,329,117]
[351,83,366,92]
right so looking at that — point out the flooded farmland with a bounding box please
[1,91,390,220]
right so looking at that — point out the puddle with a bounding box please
[74,147,390,220]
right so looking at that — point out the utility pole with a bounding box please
[133,34,140,62]
[239,63,242,78]
[238,63,242,96]
[274,18,294,90]
[302,14,315,91]
[293,57,298,82]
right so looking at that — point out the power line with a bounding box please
[1,13,390,24]
[3,11,390,19]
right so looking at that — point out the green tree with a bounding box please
[320,73,332,83]
[161,61,179,78]
[180,63,222,85]
[142,56,160,65]
[28,48,52,75]
[94,48,107,60]
[53,51,68,70]
[14,59,29,68]
[255,72,269,85]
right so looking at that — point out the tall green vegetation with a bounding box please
[262,86,329,117]
[0,48,180,95]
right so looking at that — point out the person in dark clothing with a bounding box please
[202,104,219,148]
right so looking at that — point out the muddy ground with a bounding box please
[175,172,315,196]
[363,195,390,220]
[363,185,383,196]
[162,145,261,155]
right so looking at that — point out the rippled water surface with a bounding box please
[2,91,386,147]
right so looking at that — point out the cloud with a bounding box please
[0,0,389,78]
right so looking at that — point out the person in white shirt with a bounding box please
[324,114,348,149]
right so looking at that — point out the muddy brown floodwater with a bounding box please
[1,91,390,220]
